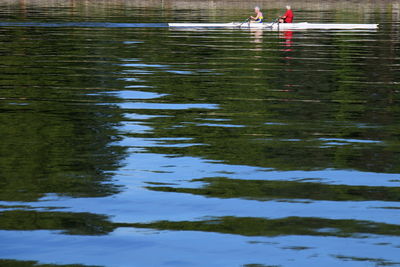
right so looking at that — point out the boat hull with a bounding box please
[168,22,379,30]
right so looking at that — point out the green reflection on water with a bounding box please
[0,24,128,202]
[117,26,400,173]
[0,259,100,267]
[331,255,400,266]
[128,216,400,238]
[3,210,400,238]
[146,177,400,202]
[0,210,113,235]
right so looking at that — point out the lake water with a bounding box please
[1,1,400,266]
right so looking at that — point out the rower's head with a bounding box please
[254,6,260,12]
[286,5,291,10]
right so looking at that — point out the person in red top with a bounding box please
[279,5,294,23]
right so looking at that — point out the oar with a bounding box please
[266,17,280,29]
[238,17,250,28]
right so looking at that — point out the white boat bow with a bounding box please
[168,22,379,30]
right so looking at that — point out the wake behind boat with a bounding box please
[168,22,379,30]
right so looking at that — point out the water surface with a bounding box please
[1,1,400,266]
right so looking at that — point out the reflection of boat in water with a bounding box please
[282,30,293,51]
[168,22,379,30]
[250,29,263,43]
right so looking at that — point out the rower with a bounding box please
[279,5,294,23]
[250,6,264,23]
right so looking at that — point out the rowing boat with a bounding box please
[168,22,379,30]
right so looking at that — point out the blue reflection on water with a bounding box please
[2,229,400,267]
[0,22,167,28]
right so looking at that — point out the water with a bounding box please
[1,0,400,266]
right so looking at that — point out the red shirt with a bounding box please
[283,10,294,23]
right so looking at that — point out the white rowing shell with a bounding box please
[168,22,379,30]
